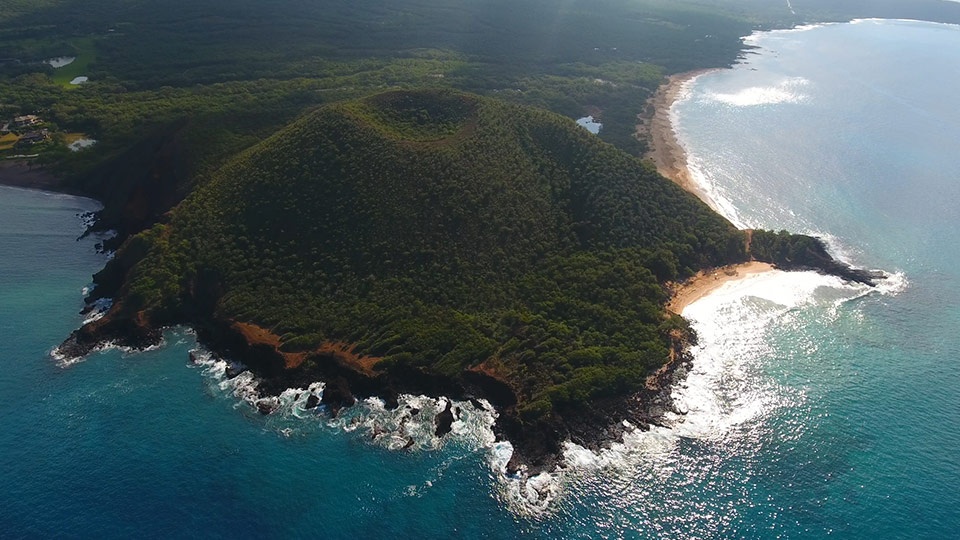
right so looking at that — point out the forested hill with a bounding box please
[11,0,891,470]
[66,89,748,469]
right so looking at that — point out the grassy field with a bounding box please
[63,132,89,143]
[51,37,96,87]
[0,133,19,151]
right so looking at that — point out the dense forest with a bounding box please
[0,0,757,183]
[88,89,745,430]
[1,0,776,255]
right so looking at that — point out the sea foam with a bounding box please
[51,334,167,368]
[81,297,113,325]
[183,346,560,511]
[495,263,908,515]
[671,271,847,436]
[684,152,748,226]
[742,23,835,46]
[188,346,499,453]
[134,250,905,518]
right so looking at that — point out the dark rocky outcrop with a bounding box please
[256,398,279,415]
[71,124,193,252]
[52,284,710,475]
[57,305,162,359]
[749,229,884,286]
[434,400,454,438]
[319,377,356,417]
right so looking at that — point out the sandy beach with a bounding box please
[641,70,777,313]
[641,69,719,210]
[0,160,64,191]
[666,261,773,314]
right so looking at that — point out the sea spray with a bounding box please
[488,265,908,519]
[186,344,583,513]
[51,334,167,368]
[188,346,500,453]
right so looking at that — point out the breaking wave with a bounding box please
[671,270,856,436]
[75,254,905,518]
[51,337,166,368]
[494,262,907,515]
[684,152,748,227]
[185,348,519,484]
[178,245,907,515]
[81,297,113,325]
[742,23,836,46]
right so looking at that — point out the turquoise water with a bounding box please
[670,18,960,537]
[2,18,959,538]
[0,187,518,538]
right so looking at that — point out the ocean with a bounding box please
[1,18,958,538]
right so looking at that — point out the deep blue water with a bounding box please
[2,18,959,539]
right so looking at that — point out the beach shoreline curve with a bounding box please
[642,69,721,211]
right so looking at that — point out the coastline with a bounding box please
[0,160,64,192]
[643,71,779,314]
[641,69,719,210]
[667,261,774,314]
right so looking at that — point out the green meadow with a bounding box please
[50,37,95,87]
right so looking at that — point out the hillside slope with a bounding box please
[66,89,753,469]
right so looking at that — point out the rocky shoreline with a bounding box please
[21,91,697,477]
[53,229,881,475]
[57,302,694,474]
